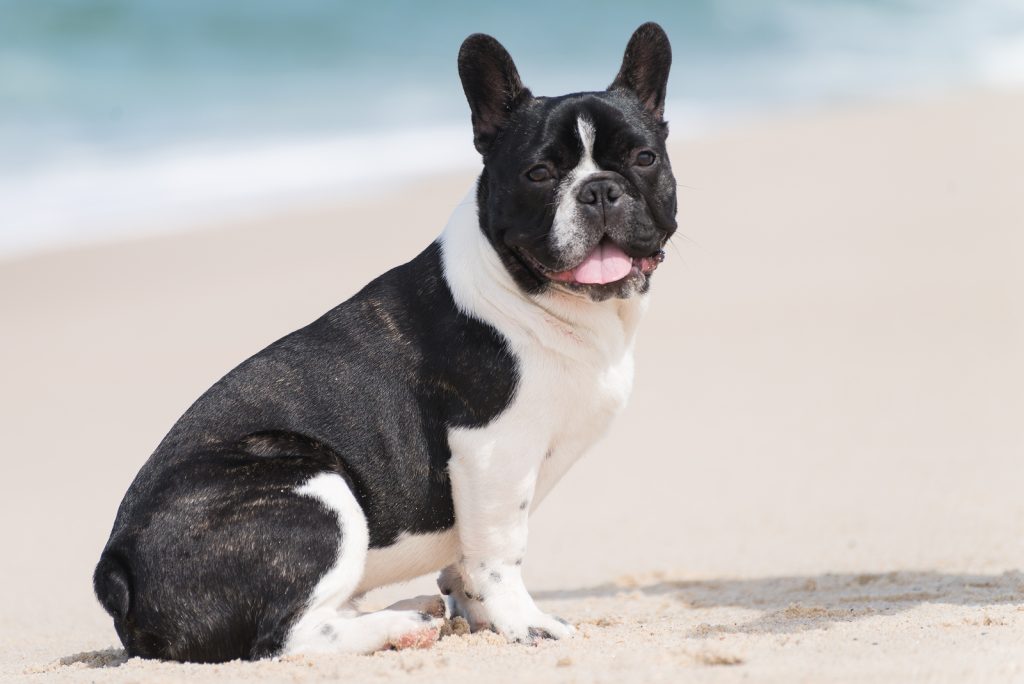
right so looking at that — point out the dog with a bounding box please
[94,22,676,662]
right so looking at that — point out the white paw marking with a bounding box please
[440,565,574,644]
[285,608,440,655]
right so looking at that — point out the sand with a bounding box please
[1,90,1022,683]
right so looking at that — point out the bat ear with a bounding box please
[458,33,532,155]
[609,22,672,120]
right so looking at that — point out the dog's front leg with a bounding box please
[443,430,574,643]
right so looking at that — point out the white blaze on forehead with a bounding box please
[552,115,601,251]
[576,117,596,163]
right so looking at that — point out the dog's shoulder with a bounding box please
[151,240,519,461]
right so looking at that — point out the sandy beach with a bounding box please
[2,90,1022,682]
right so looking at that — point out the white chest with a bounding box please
[446,296,642,509]
[520,338,636,505]
[439,188,648,511]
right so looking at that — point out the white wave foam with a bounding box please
[0,124,481,258]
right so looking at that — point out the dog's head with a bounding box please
[459,22,677,302]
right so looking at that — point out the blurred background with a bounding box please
[3,0,1024,257]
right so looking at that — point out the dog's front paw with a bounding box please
[464,589,574,644]
[438,563,575,644]
[491,604,575,644]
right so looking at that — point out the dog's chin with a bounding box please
[513,242,665,303]
[552,275,648,302]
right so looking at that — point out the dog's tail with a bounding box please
[93,551,131,623]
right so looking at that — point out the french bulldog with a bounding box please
[94,22,676,662]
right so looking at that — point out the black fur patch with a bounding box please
[94,244,517,662]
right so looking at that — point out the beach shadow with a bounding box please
[51,648,128,670]
[535,570,1024,636]
[38,570,1022,670]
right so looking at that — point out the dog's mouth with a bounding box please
[516,239,665,291]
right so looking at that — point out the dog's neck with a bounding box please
[439,185,648,364]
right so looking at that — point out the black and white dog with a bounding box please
[94,22,676,662]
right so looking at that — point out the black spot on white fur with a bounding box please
[528,627,554,641]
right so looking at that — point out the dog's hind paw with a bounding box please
[386,621,441,650]
[385,594,447,619]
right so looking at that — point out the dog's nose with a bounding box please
[577,177,623,206]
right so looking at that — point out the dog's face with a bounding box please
[459,23,677,301]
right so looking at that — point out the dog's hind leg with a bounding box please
[285,604,441,655]
[281,473,441,655]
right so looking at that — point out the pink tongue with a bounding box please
[571,242,633,285]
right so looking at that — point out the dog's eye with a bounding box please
[635,150,657,167]
[526,165,552,182]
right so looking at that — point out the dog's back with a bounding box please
[94,244,514,661]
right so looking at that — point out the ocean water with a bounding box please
[2,0,1023,257]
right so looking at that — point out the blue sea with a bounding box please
[2,0,1023,256]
